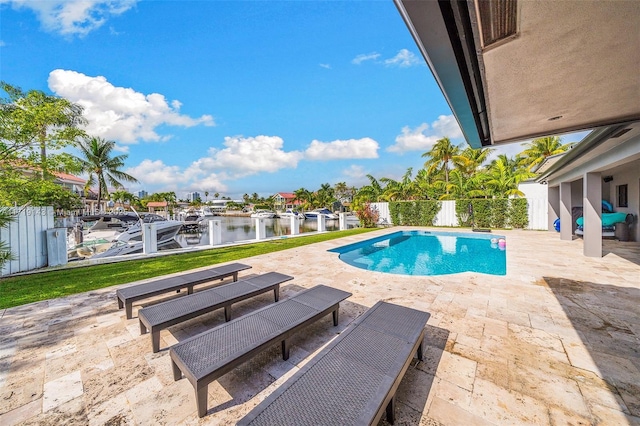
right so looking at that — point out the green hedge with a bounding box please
[389,201,441,226]
[391,199,529,229]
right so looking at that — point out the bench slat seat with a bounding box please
[169,285,352,418]
[238,301,430,426]
[138,272,293,352]
[116,263,251,319]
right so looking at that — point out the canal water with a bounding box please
[174,216,358,248]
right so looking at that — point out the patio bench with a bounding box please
[238,301,430,426]
[139,272,293,352]
[116,263,251,319]
[169,285,352,418]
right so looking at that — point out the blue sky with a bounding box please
[1,0,583,200]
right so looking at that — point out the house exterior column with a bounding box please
[583,172,602,257]
[559,182,573,241]
[548,186,560,232]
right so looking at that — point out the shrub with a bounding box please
[356,202,380,228]
[509,198,529,228]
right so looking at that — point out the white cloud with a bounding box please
[388,123,439,154]
[319,63,331,69]
[6,0,137,37]
[304,138,379,161]
[352,52,380,65]
[343,165,366,179]
[388,115,463,153]
[431,114,463,139]
[0,40,5,47]
[384,49,421,68]
[188,135,303,179]
[125,159,228,194]
[48,69,214,144]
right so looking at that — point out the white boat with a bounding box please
[81,213,140,241]
[304,208,338,220]
[250,210,277,218]
[278,209,303,219]
[68,214,183,260]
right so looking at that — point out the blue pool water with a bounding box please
[329,230,506,276]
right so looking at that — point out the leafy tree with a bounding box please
[293,188,313,211]
[214,192,219,199]
[315,183,335,209]
[521,136,572,171]
[1,81,87,178]
[0,171,82,210]
[74,136,138,209]
[422,137,460,196]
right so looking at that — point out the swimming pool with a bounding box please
[329,230,506,276]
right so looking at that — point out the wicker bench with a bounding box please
[169,285,352,418]
[138,272,293,352]
[116,263,251,319]
[238,301,430,426]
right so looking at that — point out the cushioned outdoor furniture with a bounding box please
[169,285,352,418]
[116,263,251,319]
[139,272,293,352]
[238,301,430,426]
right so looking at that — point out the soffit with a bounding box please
[483,1,640,145]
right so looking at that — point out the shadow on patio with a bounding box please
[544,276,640,420]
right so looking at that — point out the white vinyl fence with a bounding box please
[372,199,548,230]
[1,206,54,276]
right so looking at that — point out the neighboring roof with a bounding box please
[274,192,296,199]
[53,171,86,184]
[394,0,640,147]
[147,201,168,207]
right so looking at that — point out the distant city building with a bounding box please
[137,190,148,199]
[187,192,201,202]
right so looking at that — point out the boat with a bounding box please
[81,213,140,241]
[250,210,277,218]
[68,213,183,260]
[278,209,303,219]
[304,208,338,220]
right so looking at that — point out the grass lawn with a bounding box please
[0,228,377,309]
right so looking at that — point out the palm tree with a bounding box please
[0,208,15,268]
[355,174,386,202]
[485,156,534,197]
[422,137,460,195]
[380,168,418,201]
[453,146,493,177]
[521,136,572,171]
[293,188,313,211]
[75,136,138,207]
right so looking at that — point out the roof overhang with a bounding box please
[395,0,640,148]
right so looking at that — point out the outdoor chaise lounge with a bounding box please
[116,263,251,319]
[169,285,352,418]
[138,272,293,352]
[238,301,430,426]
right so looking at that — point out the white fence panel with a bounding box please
[435,200,458,226]
[370,202,391,224]
[368,199,547,230]
[1,206,54,276]
[527,198,548,230]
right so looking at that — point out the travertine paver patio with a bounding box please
[1,227,639,425]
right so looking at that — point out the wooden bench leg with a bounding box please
[281,339,290,360]
[386,394,396,424]
[232,272,238,282]
[187,286,194,295]
[417,340,424,361]
[274,286,280,302]
[152,330,161,353]
[171,360,182,381]
[196,385,208,418]
[139,320,147,335]
[224,306,232,322]
[117,297,123,309]
[125,302,133,320]
[332,307,339,326]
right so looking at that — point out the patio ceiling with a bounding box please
[394,0,640,148]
